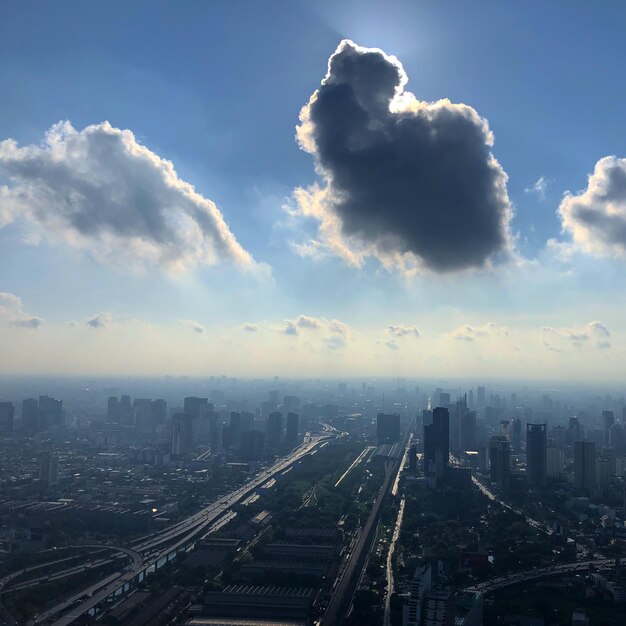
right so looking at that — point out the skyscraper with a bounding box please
[22,398,39,432]
[511,418,522,453]
[489,436,511,489]
[171,413,193,457]
[377,412,401,444]
[0,402,15,434]
[574,441,596,494]
[241,430,265,461]
[285,412,299,448]
[38,395,63,429]
[107,396,119,423]
[526,423,547,488]
[267,411,283,448]
[423,407,449,483]
[602,410,615,446]
[459,406,477,452]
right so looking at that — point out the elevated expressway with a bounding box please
[17,434,331,625]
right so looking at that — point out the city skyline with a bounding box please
[2,2,626,380]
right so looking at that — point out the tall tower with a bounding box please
[526,423,547,488]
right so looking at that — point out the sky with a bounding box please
[1,1,626,380]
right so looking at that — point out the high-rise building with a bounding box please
[596,457,612,491]
[602,410,615,446]
[574,441,596,494]
[423,407,449,483]
[171,413,193,457]
[241,430,265,461]
[567,417,582,445]
[285,412,300,448]
[22,398,40,432]
[459,408,477,452]
[184,396,209,418]
[477,386,486,411]
[489,436,511,489]
[526,423,547,488]
[40,452,59,486]
[0,402,15,434]
[267,411,283,448]
[152,399,167,423]
[38,395,63,429]
[546,447,565,478]
[405,563,432,626]
[377,412,401,444]
[511,418,522,453]
[119,395,132,425]
[107,396,120,422]
[423,588,454,626]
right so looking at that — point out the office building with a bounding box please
[423,588,454,626]
[489,436,511,489]
[603,410,615,446]
[171,413,193,457]
[526,423,547,488]
[241,430,266,461]
[574,441,596,494]
[285,412,299,448]
[267,411,283,448]
[0,402,15,434]
[38,395,63,429]
[405,563,432,626]
[423,408,449,484]
[511,418,522,453]
[22,398,39,432]
[377,412,401,444]
[459,408,477,452]
[107,396,119,422]
[119,395,132,424]
[546,447,565,478]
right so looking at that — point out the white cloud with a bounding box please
[0,292,43,329]
[86,312,114,329]
[541,321,611,349]
[388,324,420,338]
[525,176,550,199]
[242,322,259,332]
[451,322,508,342]
[180,319,206,334]
[0,121,257,273]
[558,156,626,259]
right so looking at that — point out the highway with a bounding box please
[322,453,402,625]
[465,557,615,594]
[28,433,331,625]
[383,496,405,626]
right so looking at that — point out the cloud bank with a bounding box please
[293,39,513,274]
[0,292,43,329]
[559,157,626,260]
[0,121,255,272]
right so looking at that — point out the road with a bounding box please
[465,557,615,594]
[383,496,405,626]
[334,446,374,488]
[322,455,401,625]
[30,434,331,625]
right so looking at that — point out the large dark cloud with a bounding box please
[295,40,513,273]
[559,156,626,258]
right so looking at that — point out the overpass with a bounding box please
[27,434,332,625]
[465,557,615,594]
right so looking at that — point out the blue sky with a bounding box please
[1,1,626,379]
